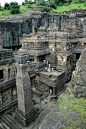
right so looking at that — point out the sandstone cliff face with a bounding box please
[70,48,86,98]
[0,13,61,49]
[1,13,86,50]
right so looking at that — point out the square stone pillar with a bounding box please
[0,93,2,108]
[15,54,38,127]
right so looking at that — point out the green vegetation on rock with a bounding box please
[0,0,86,17]
[9,2,20,14]
[59,93,86,127]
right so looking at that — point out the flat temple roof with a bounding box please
[40,71,64,77]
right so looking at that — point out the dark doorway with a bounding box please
[0,70,3,81]
[39,55,45,62]
[49,87,53,95]
[76,53,81,60]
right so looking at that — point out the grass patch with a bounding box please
[51,2,86,14]
[76,74,81,77]
[59,93,86,126]
[0,2,86,17]
[0,4,41,17]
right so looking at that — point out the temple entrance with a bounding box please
[39,55,45,62]
[0,70,3,82]
[49,87,53,95]
[76,53,81,60]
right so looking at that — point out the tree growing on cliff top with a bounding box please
[37,0,46,6]
[0,4,1,11]
[10,2,20,14]
[4,3,10,10]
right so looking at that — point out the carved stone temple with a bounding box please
[0,12,86,129]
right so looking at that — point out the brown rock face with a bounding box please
[71,48,86,98]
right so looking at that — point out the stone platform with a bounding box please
[1,107,39,129]
[15,108,39,127]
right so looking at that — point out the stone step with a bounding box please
[28,108,39,121]
[6,114,23,129]
[1,122,10,129]
[24,108,39,125]
[0,122,3,129]
[15,108,39,127]
[0,122,7,129]
[1,114,22,129]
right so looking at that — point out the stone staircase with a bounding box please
[0,121,9,129]
[15,108,39,127]
[1,113,22,129]
[1,108,39,129]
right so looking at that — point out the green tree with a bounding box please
[1,7,4,11]
[50,0,54,4]
[28,0,33,4]
[25,0,28,4]
[49,0,57,9]
[4,3,10,10]
[55,0,59,5]
[34,0,37,3]
[22,2,25,5]
[10,2,20,14]
[68,0,72,4]
[79,0,84,3]
[0,4,4,11]
[0,3,1,11]
[37,0,46,6]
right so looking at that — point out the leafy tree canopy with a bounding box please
[4,3,10,10]
[9,2,20,14]
[37,0,46,6]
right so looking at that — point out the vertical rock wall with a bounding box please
[0,13,85,50]
[70,48,86,97]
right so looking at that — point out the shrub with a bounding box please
[79,0,85,3]
[51,3,57,9]
[0,4,1,11]
[68,0,72,4]
[84,1,86,6]
[10,2,20,14]
[25,0,28,4]
[37,0,46,6]
[28,0,33,4]
[58,2,64,6]
[55,0,59,5]
[22,2,25,5]
[44,7,50,12]
[1,7,4,11]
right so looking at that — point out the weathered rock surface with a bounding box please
[1,12,86,50]
[70,48,86,97]
[39,106,85,129]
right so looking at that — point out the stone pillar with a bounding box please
[53,87,55,95]
[9,88,13,101]
[0,93,2,108]
[45,18,48,28]
[15,54,38,127]
[15,54,32,113]
[32,19,35,34]
[4,67,8,81]
[34,56,38,62]
[49,16,53,30]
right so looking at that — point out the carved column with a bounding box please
[53,87,55,95]
[0,93,2,108]
[32,19,35,34]
[15,54,37,127]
